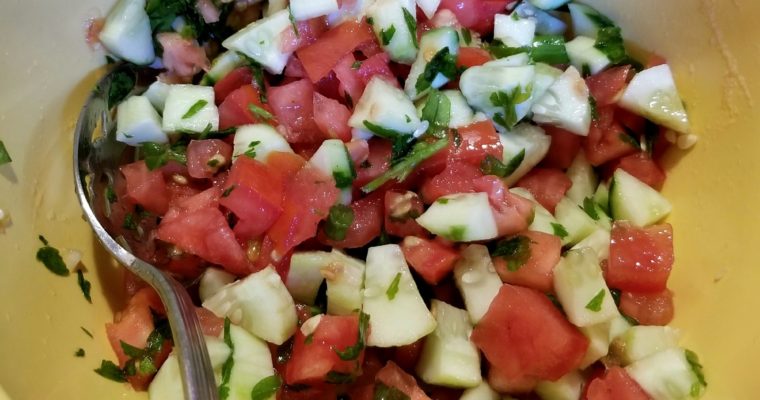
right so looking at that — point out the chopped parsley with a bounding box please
[75,348,86,357]
[182,99,208,119]
[304,333,314,345]
[530,35,570,65]
[415,47,458,94]
[326,370,355,384]
[436,198,449,204]
[551,223,569,239]
[402,8,418,48]
[585,289,606,312]
[222,185,236,198]
[362,137,448,193]
[119,326,169,377]
[333,146,357,189]
[122,213,138,230]
[94,360,126,382]
[589,95,599,121]
[594,26,628,65]
[362,121,414,164]
[335,311,369,361]
[446,225,467,242]
[490,84,533,129]
[248,103,274,121]
[36,238,69,277]
[380,25,397,46]
[490,235,532,272]
[480,149,524,178]
[251,375,283,400]
[373,382,410,400]
[582,197,600,220]
[619,130,642,149]
[288,7,299,38]
[0,140,12,165]
[77,270,92,303]
[81,326,94,338]
[351,61,362,69]
[685,349,707,394]
[461,29,472,45]
[107,70,135,107]
[324,204,355,241]
[219,318,235,399]
[141,142,188,170]
[243,140,262,159]
[420,90,451,138]
[105,186,117,203]
[386,273,402,300]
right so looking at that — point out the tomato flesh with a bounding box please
[401,236,460,285]
[494,231,562,293]
[515,168,572,214]
[607,222,674,292]
[619,289,675,326]
[586,366,651,400]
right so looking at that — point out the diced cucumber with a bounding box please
[441,90,475,128]
[578,314,631,368]
[514,2,567,35]
[453,245,503,324]
[554,197,599,245]
[553,247,619,327]
[348,77,422,138]
[162,85,219,133]
[265,0,288,16]
[509,188,561,237]
[565,36,611,75]
[568,3,615,38]
[494,13,536,47]
[226,325,277,400]
[363,245,437,347]
[203,266,297,345]
[532,63,564,106]
[327,0,375,26]
[531,66,592,136]
[625,348,705,400]
[535,370,583,400]
[199,268,236,303]
[367,0,419,64]
[416,0,441,19]
[309,139,356,190]
[232,124,294,162]
[416,300,482,388]
[116,95,167,146]
[222,10,294,74]
[416,193,499,242]
[565,153,598,205]
[405,27,460,100]
[460,381,500,400]
[594,181,610,214]
[290,0,339,21]
[619,64,690,134]
[611,326,680,366]
[143,80,171,113]
[99,0,155,65]
[285,251,330,305]
[149,335,231,400]
[498,123,552,186]
[460,61,535,131]
[324,250,366,316]
[200,51,246,86]
[609,169,672,227]
[570,229,611,261]
[528,0,571,10]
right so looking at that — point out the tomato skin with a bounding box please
[213,66,252,104]
[456,47,492,68]
[296,20,377,83]
[334,53,365,102]
[186,139,232,179]
[220,157,284,240]
[515,168,572,214]
[279,17,328,53]
[471,284,589,383]
[586,367,651,400]
[269,79,324,144]
[607,222,674,293]
[196,307,224,337]
[584,106,638,166]
[541,125,583,169]
[384,190,427,238]
[354,139,392,189]
[611,152,666,191]
[473,175,533,237]
[391,340,425,373]
[313,92,352,142]
[318,192,384,249]
[439,0,515,34]
[121,160,170,215]
[586,65,633,106]
[375,361,431,400]
[619,289,675,326]
[421,120,503,174]
[355,52,396,86]
[265,151,307,180]
[401,236,460,285]
[420,161,484,204]
[218,84,273,130]
[494,231,562,293]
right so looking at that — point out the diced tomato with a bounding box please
[473,175,534,236]
[420,161,484,204]
[313,92,352,142]
[586,367,651,400]
[164,253,205,279]
[354,139,392,189]
[401,236,460,285]
[285,314,364,386]
[334,53,365,102]
[456,47,492,68]
[186,139,232,179]
[266,165,340,256]
[584,106,638,166]
[347,139,370,167]
[488,364,539,394]
[422,120,503,174]
[157,32,209,78]
[586,65,632,106]
[220,157,284,240]
[619,289,675,326]
[391,340,425,373]
[157,188,251,275]
[471,284,589,383]
[318,192,384,248]
[355,52,396,86]
[213,66,253,104]
[384,190,427,238]
[607,222,674,292]
[280,17,328,53]
[439,0,515,34]
[265,151,307,180]
[196,307,224,337]
[541,125,584,169]
[252,236,294,278]
[612,153,666,190]
[296,21,376,83]
[121,160,170,215]
[493,231,562,293]
[218,85,273,130]
[375,361,431,400]
[515,168,572,214]
[285,55,307,78]
[268,79,324,144]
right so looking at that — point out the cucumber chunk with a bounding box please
[565,36,611,75]
[222,10,294,74]
[509,187,561,237]
[565,153,598,205]
[570,229,611,261]
[619,64,690,134]
[286,251,330,305]
[611,326,680,366]
[460,381,500,400]
[309,139,356,190]
[116,95,167,146]
[162,85,219,133]
[226,325,277,400]
[554,197,599,246]
[201,51,246,86]
[363,245,437,347]
[553,247,619,327]
[199,268,236,303]
[531,66,592,136]
[532,63,564,106]
[514,3,568,35]
[535,370,583,400]
[453,245,503,324]
[143,80,171,113]
[499,123,552,186]
[416,300,482,388]
[348,77,423,138]
[367,0,418,64]
[405,27,460,100]
[579,314,631,368]
[626,348,706,400]
[416,0,441,19]
[594,181,610,214]
[441,90,475,128]
[416,193,499,242]
[232,124,294,162]
[494,13,537,47]
[290,0,339,21]
[568,3,615,38]
[99,0,155,65]
[609,169,672,227]
[324,250,366,316]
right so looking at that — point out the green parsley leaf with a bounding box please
[685,349,707,391]
[248,103,274,121]
[420,90,451,138]
[219,318,234,400]
[243,140,261,159]
[362,137,448,193]
[335,311,369,361]
[366,17,374,25]
[0,140,12,165]
[251,375,283,400]
[594,26,628,65]
[351,61,362,69]
[288,7,299,38]
[94,360,126,382]
[362,121,414,164]
[381,25,397,46]
[77,270,92,303]
[122,213,138,230]
[182,99,208,119]
[446,225,467,241]
[120,341,145,358]
[249,60,268,103]
[105,186,117,203]
[141,142,188,170]
[530,35,570,65]
[386,273,402,300]
[416,47,458,93]
[480,149,524,178]
[38,235,49,245]
[36,245,69,277]
[491,235,532,272]
[107,70,135,107]
[333,146,357,188]
[304,333,314,345]
[436,198,449,204]
[402,8,418,49]
[487,40,530,59]
[585,289,606,312]
[326,370,355,384]
[589,95,599,121]
[75,348,86,357]
[324,204,354,241]
[582,63,592,77]
[222,185,236,198]
[461,29,472,45]
[490,84,533,129]
[582,197,600,220]
[362,121,411,139]
[373,382,410,400]
[551,223,569,239]
[583,8,616,28]
[81,326,94,338]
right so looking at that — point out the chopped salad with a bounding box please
[87,0,706,398]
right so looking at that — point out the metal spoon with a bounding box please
[73,64,218,400]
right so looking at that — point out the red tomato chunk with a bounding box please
[607,222,674,293]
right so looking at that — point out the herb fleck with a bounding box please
[77,270,92,303]
[181,99,208,119]
[386,273,402,300]
[585,289,606,312]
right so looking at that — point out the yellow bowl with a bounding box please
[0,0,757,398]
